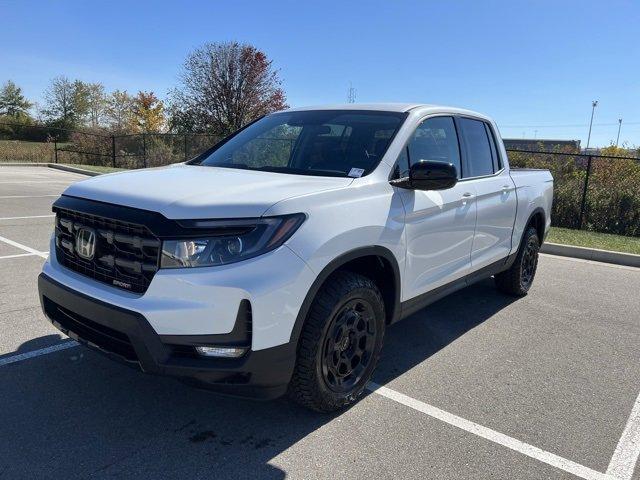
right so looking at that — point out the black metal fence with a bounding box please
[1,122,639,237]
[0,123,220,168]
[507,149,640,237]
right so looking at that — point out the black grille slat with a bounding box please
[55,208,161,293]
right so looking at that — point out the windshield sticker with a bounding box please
[348,168,365,178]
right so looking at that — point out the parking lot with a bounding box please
[0,165,639,480]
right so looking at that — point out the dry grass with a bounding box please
[0,140,57,162]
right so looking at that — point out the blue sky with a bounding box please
[1,0,638,147]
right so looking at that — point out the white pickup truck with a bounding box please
[38,104,553,412]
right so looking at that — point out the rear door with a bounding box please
[396,116,477,301]
[456,117,517,270]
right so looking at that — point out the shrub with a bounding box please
[508,149,640,237]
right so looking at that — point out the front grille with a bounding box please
[43,297,138,362]
[55,208,161,293]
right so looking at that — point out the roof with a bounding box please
[284,103,427,113]
[282,103,491,120]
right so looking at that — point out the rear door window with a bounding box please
[458,118,494,178]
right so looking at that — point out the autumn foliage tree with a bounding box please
[130,91,164,133]
[168,41,287,135]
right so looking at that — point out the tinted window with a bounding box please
[395,146,410,178]
[195,110,406,177]
[459,118,494,177]
[484,123,502,171]
[407,116,461,178]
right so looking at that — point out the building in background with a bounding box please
[503,138,581,152]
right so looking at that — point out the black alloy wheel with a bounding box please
[520,235,539,289]
[321,299,377,393]
[288,271,386,412]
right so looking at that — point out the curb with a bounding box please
[47,164,100,176]
[0,162,99,176]
[541,242,640,268]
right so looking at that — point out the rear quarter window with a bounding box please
[459,117,494,178]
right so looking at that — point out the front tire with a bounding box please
[495,226,540,296]
[288,271,385,412]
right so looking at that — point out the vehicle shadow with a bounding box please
[0,279,517,479]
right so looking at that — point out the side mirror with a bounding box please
[408,160,457,190]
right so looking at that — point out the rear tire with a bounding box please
[495,226,540,296]
[288,271,385,412]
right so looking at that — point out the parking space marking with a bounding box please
[0,194,58,199]
[0,214,55,221]
[0,235,49,258]
[0,341,78,367]
[606,390,640,480]
[368,383,613,480]
[0,338,635,480]
[0,252,48,260]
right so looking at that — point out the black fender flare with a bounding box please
[288,246,402,346]
[522,207,546,245]
[507,207,546,270]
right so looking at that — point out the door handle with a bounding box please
[502,184,512,192]
[461,192,474,206]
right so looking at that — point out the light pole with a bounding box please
[615,118,622,147]
[585,100,598,152]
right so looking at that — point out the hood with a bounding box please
[63,164,353,219]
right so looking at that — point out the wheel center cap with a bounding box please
[338,335,350,352]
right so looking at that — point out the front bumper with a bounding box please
[38,273,296,399]
[43,232,317,350]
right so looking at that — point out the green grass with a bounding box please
[548,227,640,255]
[62,164,124,174]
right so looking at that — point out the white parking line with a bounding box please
[0,214,55,221]
[0,341,78,367]
[0,235,48,258]
[0,194,58,199]
[368,383,614,480]
[0,339,636,479]
[0,252,48,260]
[606,390,640,479]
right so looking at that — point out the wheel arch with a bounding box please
[288,246,401,346]
[524,207,546,245]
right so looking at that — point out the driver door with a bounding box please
[395,116,476,302]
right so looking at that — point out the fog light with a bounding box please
[195,346,247,358]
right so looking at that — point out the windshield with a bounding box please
[192,110,407,177]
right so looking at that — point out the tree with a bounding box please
[105,90,134,132]
[0,80,33,118]
[86,82,107,128]
[42,76,91,129]
[130,91,164,133]
[168,41,287,135]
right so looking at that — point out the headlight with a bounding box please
[160,213,305,268]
